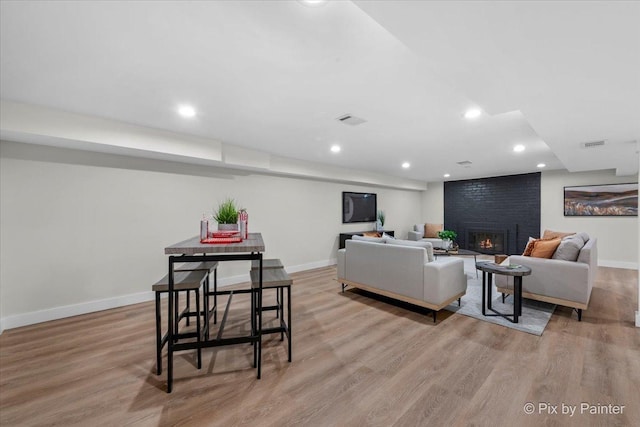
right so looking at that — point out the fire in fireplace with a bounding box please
[468,230,506,254]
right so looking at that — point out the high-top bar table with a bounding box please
[164,232,265,393]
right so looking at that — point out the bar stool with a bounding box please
[251,259,284,317]
[153,270,208,375]
[175,261,219,334]
[250,259,292,362]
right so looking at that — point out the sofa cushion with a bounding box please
[552,236,585,262]
[424,223,443,238]
[352,234,385,243]
[386,239,434,262]
[530,238,562,258]
[414,224,426,238]
[542,229,575,240]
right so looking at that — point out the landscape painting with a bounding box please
[564,183,638,216]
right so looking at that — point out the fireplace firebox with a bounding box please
[468,230,506,254]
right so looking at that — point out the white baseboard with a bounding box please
[0,258,338,334]
[287,258,337,273]
[599,259,638,270]
[0,291,155,332]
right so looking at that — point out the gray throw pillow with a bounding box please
[552,236,584,261]
[576,232,590,243]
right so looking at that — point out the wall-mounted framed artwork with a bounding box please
[564,183,638,216]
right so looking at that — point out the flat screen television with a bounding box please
[342,191,377,223]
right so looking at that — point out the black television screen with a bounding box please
[342,192,377,223]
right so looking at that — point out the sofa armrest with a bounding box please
[337,248,346,280]
[408,230,422,241]
[423,258,467,305]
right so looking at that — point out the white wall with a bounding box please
[421,181,444,224]
[0,140,422,330]
[541,169,638,269]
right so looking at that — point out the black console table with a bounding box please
[339,230,394,249]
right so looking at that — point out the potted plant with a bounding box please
[437,229,457,250]
[377,210,385,231]
[213,198,239,231]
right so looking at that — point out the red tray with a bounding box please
[210,230,241,238]
[200,237,243,244]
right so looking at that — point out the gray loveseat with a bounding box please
[495,235,597,321]
[337,236,467,322]
[407,223,446,248]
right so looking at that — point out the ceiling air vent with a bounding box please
[581,140,606,149]
[456,160,473,167]
[336,114,367,126]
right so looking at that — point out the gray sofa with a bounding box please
[337,236,467,321]
[407,223,446,248]
[495,235,597,321]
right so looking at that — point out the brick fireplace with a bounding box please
[444,173,540,255]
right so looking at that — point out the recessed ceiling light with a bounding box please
[402,162,410,169]
[464,108,482,120]
[330,145,341,153]
[177,104,196,118]
[297,0,328,7]
[513,144,525,152]
[537,163,546,168]
[444,173,450,178]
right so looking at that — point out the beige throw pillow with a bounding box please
[542,229,575,240]
[424,223,443,238]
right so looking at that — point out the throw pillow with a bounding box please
[576,232,590,243]
[522,237,536,256]
[542,229,575,240]
[530,238,562,259]
[362,231,381,238]
[424,223,443,238]
[552,236,584,262]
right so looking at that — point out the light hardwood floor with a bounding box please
[1,265,638,426]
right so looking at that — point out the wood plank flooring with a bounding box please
[1,265,638,426]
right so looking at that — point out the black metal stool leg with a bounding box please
[195,287,202,369]
[280,287,284,341]
[155,292,162,375]
[287,285,292,362]
[185,290,191,326]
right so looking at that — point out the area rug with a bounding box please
[445,258,555,335]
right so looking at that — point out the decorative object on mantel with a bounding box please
[564,183,637,216]
[214,198,240,231]
[376,210,385,231]
[437,229,458,250]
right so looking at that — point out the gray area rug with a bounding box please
[445,258,555,335]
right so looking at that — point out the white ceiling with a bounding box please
[1,0,638,182]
